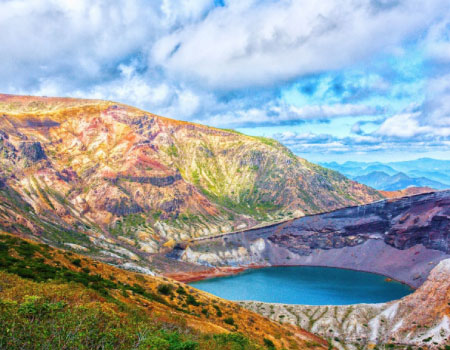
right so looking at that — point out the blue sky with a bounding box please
[0,0,449,163]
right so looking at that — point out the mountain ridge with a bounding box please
[0,93,382,273]
[353,171,449,191]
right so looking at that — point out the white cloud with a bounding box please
[376,113,431,138]
[160,0,214,25]
[424,14,450,63]
[0,0,161,89]
[193,102,382,128]
[273,128,447,156]
[351,122,363,134]
[0,0,449,160]
[422,74,450,135]
[287,104,380,120]
[153,0,448,89]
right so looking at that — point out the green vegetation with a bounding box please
[212,333,254,350]
[0,291,199,350]
[0,185,92,247]
[218,128,245,135]
[71,258,82,267]
[110,213,147,237]
[224,317,235,326]
[0,235,272,350]
[0,278,266,350]
[158,283,174,296]
[167,144,179,157]
[204,191,281,220]
[186,294,200,307]
[263,338,275,350]
[251,136,278,147]
[213,304,223,317]
[176,285,187,295]
[0,234,162,302]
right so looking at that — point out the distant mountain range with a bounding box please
[353,171,448,191]
[321,158,450,191]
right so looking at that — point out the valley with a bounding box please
[0,94,448,350]
[2,2,450,350]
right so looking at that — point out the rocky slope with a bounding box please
[240,258,450,349]
[170,190,450,287]
[0,93,381,271]
[380,187,436,198]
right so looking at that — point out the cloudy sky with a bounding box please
[1,0,450,162]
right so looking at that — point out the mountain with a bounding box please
[406,169,450,185]
[0,93,381,272]
[389,157,450,173]
[0,232,326,350]
[353,171,449,190]
[359,163,398,175]
[321,159,450,190]
[319,161,398,178]
[387,158,450,185]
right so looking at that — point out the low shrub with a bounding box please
[186,294,200,306]
[157,283,173,296]
[224,317,235,326]
[263,338,275,350]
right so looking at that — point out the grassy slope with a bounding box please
[0,232,328,350]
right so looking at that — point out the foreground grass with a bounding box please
[0,271,264,350]
[0,233,325,350]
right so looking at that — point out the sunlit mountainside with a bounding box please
[0,94,381,272]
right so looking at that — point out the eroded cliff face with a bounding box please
[0,93,381,271]
[240,259,450,349]
[172,190,450,287]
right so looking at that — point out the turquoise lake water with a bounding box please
[190,266,413,305]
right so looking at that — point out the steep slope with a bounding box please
[0,93,381,270]
[354,171,448,191]
[0,232,327,350]
[240,259,450,349]
[169,190,450,287]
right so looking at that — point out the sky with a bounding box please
[1,0,450,163]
